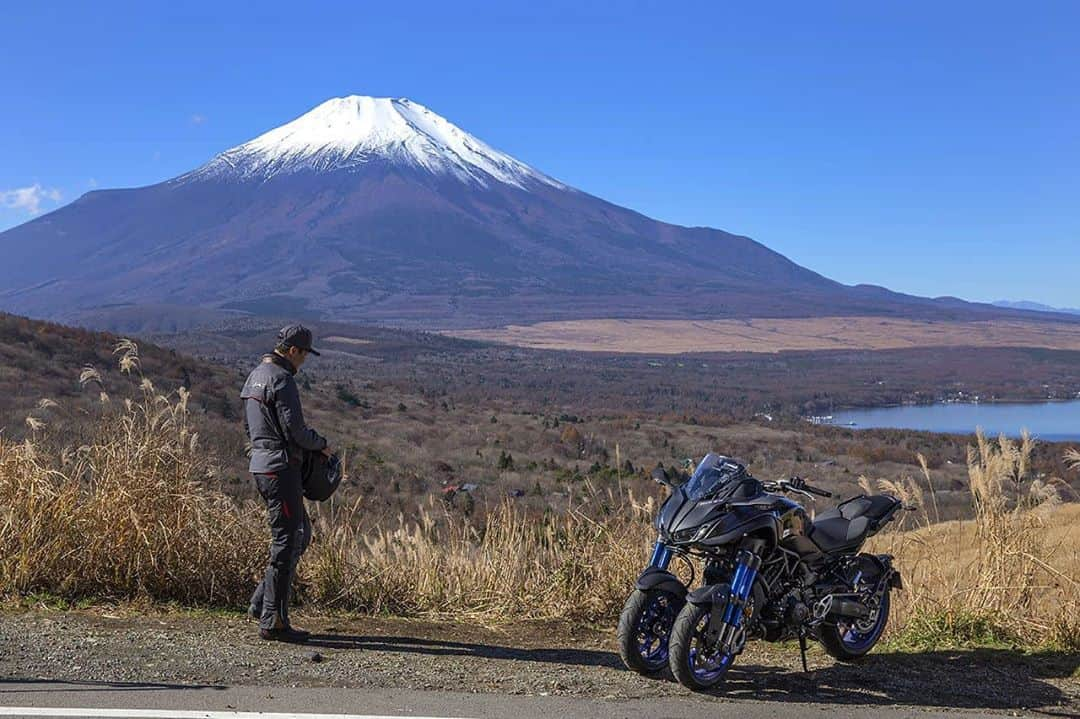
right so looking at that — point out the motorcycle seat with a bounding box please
[809,494,900,552]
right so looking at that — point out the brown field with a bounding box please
[447,316,1080,354]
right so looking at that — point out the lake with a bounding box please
[831,399,1080,442]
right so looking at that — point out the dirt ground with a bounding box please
[1,607,1076,715]
[447,316,1080,354]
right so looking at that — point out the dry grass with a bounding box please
[868,432,1080,649]
[447,316,1080,354]
[303,487,654,621]
[2,344,1077,650]
[0,343,265,604]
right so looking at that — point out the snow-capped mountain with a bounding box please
[0,95,1032,329]
[182,96,566,190]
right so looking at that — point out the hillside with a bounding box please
[3,311,1078,521]
[0,312,246,471]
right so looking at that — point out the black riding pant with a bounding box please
[250,466,310,631]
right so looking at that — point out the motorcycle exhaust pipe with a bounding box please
[826,599,870,620]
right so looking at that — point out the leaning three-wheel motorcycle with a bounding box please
[617,453,903,690]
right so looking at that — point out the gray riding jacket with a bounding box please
[241,353,327,474]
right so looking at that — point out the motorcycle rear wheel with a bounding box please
[820,589,891,661]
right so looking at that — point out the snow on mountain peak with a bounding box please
[184,95,565,190]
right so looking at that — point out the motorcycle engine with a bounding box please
[703,558,731,586]
[783,593,810,626]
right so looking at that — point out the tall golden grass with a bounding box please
[0,344,265,604]
[303,491,652,620]
[1,342,1077,649]
[867,432,1079,649]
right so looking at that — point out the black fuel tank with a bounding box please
[772,495,822,558]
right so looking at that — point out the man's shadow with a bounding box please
[305,633,1078,712]
[0,678,227,694]
[306,632,623,669]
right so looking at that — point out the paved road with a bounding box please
[0,681,1049,719]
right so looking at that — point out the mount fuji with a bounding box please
[0,96,1030,329]
[183,96,568,191]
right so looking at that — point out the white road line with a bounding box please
[0,710,473,719]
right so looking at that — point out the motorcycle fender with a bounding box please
[686,583,726,607]
[635,568,687,599]
[687,581,764,647]
[874,553,903,591]
[688,578,766,611]
[685,583,732,644]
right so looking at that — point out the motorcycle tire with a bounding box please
[617,588,682,675]
[819,589,891,661]
[669,601,736,690]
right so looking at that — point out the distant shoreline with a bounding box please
[826,396,1080,443]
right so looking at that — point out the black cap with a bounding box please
[277,324,321,356]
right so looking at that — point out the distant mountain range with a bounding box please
[992,300,1080,316]
[0,95,1066,330]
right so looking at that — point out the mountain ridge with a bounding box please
[0,95,1068,330]
[993,300,1080,316]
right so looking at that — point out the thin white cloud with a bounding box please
[87,177,99,188]
[190,114,207,125]
[0,184,63,214]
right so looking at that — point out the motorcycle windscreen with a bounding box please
[683,453,752,501]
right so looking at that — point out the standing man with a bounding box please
[241,324,332,642]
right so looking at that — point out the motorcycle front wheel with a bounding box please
[617,588,682,675]
[668,602,735,690]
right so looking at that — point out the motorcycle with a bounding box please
[617,453,903,690]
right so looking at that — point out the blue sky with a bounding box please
[2,1,1077,306]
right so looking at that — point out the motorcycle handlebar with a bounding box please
[778,477,833,498]
[804,484,833,498]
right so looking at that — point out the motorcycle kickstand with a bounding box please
[798,632,809,673]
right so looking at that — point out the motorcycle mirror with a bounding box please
[651,467,672,486]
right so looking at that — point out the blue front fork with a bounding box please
[648,539,672,570]
[723,550,761,625]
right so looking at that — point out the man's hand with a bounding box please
[321,446,334,458]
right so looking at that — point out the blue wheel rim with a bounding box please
[635,592,677,667]
[688,646,732,682]
[840,594,888,652]
[688,614,733,683]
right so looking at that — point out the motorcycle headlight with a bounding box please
[673,523,715,543]
[674,527,697,542]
